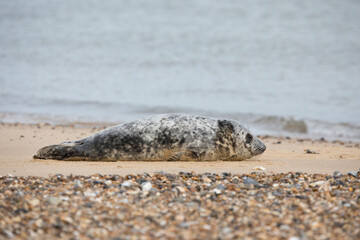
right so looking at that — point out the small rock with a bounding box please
[175,215,185,222]
[347,171,357,177]
[176,186,187,193]
[222,227,232,234]
[84,190,96,197]
[319,181,332,192]
[74,179,83,190]
[309,181,325,187]
[243,177,259,187]
[202,225,211,230]
[288,236,300,240]
[305,149,318,154]
[47,196,61,206]
[202,177,212,183]
[179,221,198,228]
[60,216,73,224]
[104,180,112,187]
[121,180,132,188]
[231,176,240,183]
[3,230,14,238]
[141,182,152,192]
[212,188,222,195]
[28,199,40,208]
[119,198,129,204]
[333,171,342,179]
[215,184,226,191]
[35,219,43,228]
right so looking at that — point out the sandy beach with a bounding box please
[1,123,359,239]
[1,123,359,176]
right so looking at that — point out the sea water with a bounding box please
[0,0,360,141]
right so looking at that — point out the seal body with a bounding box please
[34,114,266,161]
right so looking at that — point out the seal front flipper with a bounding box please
[167,150,205,161]
[167,151,185,161]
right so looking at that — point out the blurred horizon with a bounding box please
[0,0,360,141]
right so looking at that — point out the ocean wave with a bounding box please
[254,116,308,133]
[1,110,360,142]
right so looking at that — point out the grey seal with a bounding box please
[34,114,266,161]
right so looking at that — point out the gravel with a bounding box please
[0,171,359,239]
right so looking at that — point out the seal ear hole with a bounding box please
[245,133,253,144]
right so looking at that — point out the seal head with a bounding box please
[215,119,266,160]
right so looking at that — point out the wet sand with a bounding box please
[0,123,359,177]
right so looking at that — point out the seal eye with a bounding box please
[245,133,253,144]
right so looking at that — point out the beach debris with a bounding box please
[305,149,318,154]
[0,172,359,239]
[253,166,266,171]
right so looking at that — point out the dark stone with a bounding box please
[243,177,259,187]
[333,171,342,179]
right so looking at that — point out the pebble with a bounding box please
[141,182,152,192]
[243,177,260,187]
[212,188,222,195]
[305,149,318,154]
[215,184,226,191]
[74,179,83,190]
[46,196,61,206]
[121,180,132,188]
[333,171,342,179]
[318,181,332,192]
[0,172,358,239]
[347,171,357,177]
[28,199,40,208]
[309,181,325,187]
[104,180,112,187]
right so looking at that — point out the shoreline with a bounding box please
[0,122,359,177]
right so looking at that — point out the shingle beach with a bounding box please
[1,171,359,239]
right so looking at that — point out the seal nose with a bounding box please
[254,140,266,154]
[260,142,266,153]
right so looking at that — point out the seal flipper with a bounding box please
[167,150,205,161]
[167,151,185,161]
[33,141,86,161]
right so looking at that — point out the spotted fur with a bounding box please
[34,114,266,161]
